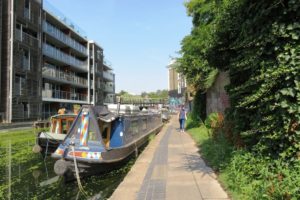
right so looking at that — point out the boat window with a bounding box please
[55,120,61,134]
[98,120,111,148]
[130,120,139,135]
[142,119,147,131]
[88,120,99,141]
[66,119,73,131]
[62,120,67,134]
[50,119,56,133]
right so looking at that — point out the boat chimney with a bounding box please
[116,96,121,115]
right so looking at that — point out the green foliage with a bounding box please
[117,89,168,99]
[204,68,219,90]
[187,115,300,199]
[181,0,300,159]
[177,0,225,90]
[190,90,206,122]
[224,153,300,199]
[208,0,300,159]
[204,112,219,129]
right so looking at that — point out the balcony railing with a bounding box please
[43,64,87,86]
[43,43,87,71]
[103,71,114,81]
[42,89,87,102]
[44,0,87,38]
[43,22,87,55]
[104,84,114,93]
[104,95,115,103]
[15,29,39,47]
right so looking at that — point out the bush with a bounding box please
[187,113,300,199]
[224,152,300,199]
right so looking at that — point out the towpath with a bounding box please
[110,116,230,200]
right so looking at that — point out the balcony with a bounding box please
[15,29,39,47]
[44,0,87,38]
[23,8,40,25]
[103,71,114,81]
[43,43,87,71]
[42,65,87,87]
[42,89,87,102]
[104,95,115,103]
[104,84,114,93]
[43,22,87,56]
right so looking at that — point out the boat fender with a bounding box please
[32,144,42,153]
[54,159,69,176]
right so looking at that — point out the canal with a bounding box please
[0,128,134,200]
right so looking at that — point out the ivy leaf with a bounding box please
[280,101,289,108]
[280,88,296,97]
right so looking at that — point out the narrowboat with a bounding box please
[34,113,77,154]
[52,105,163,177]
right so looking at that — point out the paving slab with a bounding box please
[109,117,230,200]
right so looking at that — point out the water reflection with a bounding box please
[0,144,133,200]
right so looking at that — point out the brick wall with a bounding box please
[206,71,230,115]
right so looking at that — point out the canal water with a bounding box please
[0,130,135,200]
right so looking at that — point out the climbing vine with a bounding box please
[209,0,300,159]
[180,0,300,159]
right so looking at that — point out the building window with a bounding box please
[97,50,102,60]
[21,49,30,70]
[15,75,26,96]
[22,102,30,118]
[24,0,31,19]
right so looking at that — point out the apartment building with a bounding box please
[41,3,90,118]
[0,0,43,123]
[89,41,115,104]
[102,62,115,103]
[0,0,115,123]
[167,60,186,99]
[167,59,193,110]
[89,41,104,105]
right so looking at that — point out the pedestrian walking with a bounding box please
[178,105,187,132]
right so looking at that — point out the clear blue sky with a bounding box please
[48,0,192,94]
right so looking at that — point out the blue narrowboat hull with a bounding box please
[55,125,162,178]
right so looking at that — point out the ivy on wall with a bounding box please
[179,0,300,159]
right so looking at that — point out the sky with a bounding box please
[47,0,192,94]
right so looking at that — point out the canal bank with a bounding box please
[110,116,229,200]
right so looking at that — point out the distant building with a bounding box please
[167,60,187,107]
[0,0,115,123]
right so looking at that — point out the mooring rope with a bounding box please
[72,145,89,198]
[44,137,49,160]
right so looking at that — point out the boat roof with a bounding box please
[51,113,77,119]
[82,105,118,123]
[80,105,159,123]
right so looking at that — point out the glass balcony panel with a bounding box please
[43,22,87,55]
[42,89,87,102]
[42,63,87,86]
[43,43,87,70]
[103,71,114,81]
